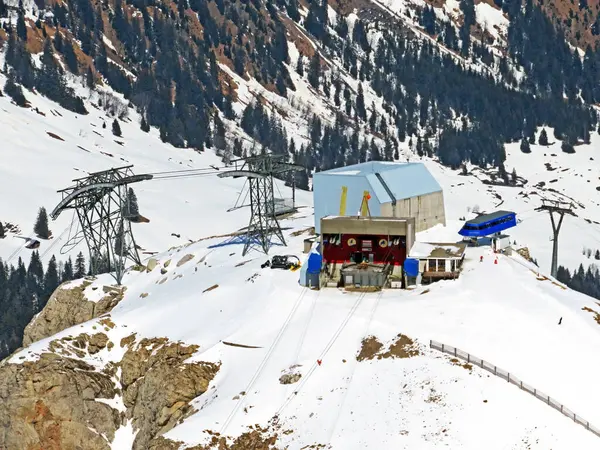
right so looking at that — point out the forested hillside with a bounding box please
[0,0,599,189]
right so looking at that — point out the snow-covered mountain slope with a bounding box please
[421,129,600,272]
[7,213,600,449]
[0,79,311,268]
[2,76,600,276]
[3,65,600,449]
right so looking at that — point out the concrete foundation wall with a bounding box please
[381,191,446,233]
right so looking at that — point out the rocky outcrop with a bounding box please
[120,337,220,450]
[1,333,221,450]
[23,281,126,346]
[148,426,281,450]
[0,353,122,450]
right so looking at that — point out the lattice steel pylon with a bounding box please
[50,165,153,285]
[218,154,303,256]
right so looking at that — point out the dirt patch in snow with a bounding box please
[450,357,473,371]
[357,334,420,361]
[582,304,600,325]
[357,336,384,361]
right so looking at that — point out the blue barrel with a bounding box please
[404,258,419,277]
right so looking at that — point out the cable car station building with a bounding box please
[313,161,446,234]
[319,216,416,289]
[311,161,448,290]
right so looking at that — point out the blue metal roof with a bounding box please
[317,162,442,203]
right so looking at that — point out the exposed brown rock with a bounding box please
[357,334,420,361]
[0,353,121,450]
[119,337,220,450]
[357,336,384,361]
[23,281,126,347]
[146,258,159,272]
[279,373,302,384]
[151,426,280,449]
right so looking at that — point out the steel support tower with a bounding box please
[218,154,303,256]
[50,166,153,285]
[536,199,575,278]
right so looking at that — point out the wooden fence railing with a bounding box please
[429,340,600,438]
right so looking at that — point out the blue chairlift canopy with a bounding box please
[459,210,517,237]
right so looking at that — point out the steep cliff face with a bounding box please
[0,352,121,450]
[119,337,220,450]
[0,328,219,449]
[22,280,126,347]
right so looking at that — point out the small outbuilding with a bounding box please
[313,162,446,234]
[408,242,467,283]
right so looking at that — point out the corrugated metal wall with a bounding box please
[380,191,446,232]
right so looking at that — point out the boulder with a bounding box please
[176,254,195,267]
[146,258,158,272]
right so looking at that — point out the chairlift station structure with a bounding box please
[310,162,447,289]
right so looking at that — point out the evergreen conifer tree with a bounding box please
[4,73,27,107]
[140,115,150,132]
[308,53,320,89]
[86,66,95,89]
[17,10,27,41]
[0,221,4,238]
[520,137,531,153]
[561,140,575,153]
[62,256,74,282]
[356,83,366,121]
[112,119,122,137]
[125,188,139,218]
[34,207,50,239]
[296,55,304,77]
[44,255,59,299]
[214,114,226,154]
[74,252,86,279]
[595,249,600,260]
[114,224,125,256]
[63,38,79,74]
[539,128,549,145]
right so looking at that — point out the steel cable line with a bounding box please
[150,171,223,181]
[274,291,369,419]
[40,225,73,260]
[219,287,311,435]
[146,166,226,176]
[325,289,384,445]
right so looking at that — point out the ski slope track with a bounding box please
[2,74,600,449]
